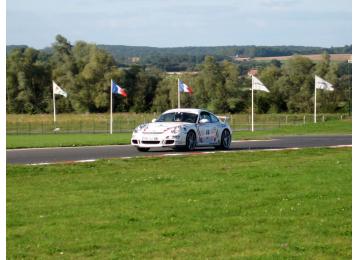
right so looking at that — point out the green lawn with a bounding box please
[234,119,351,139]
[7,148,351,258]
[7,133,131,149]
[6,120,351,149]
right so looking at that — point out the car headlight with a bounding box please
[133,124,146,134]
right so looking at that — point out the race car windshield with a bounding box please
[156,112,198,123]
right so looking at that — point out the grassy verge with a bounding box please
[6,120,351,149]
[7,148,351,258]
[6,133,131,149]
[234,119,351,139]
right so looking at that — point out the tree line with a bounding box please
[6,35,352,115]
[8,43,351,72]
[98,44,352,64]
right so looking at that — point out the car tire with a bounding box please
[137,147,150,152]
[173,146,185,151]
[216,129,231,150]
[185,131,197,151]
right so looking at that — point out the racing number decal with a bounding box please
[214,128,219,142]
[197,124,209,143]
[196,125,203,143]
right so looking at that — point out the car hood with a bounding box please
[140,122,193,133]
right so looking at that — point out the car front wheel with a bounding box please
[185,131,197,151]
[217,129,231,150]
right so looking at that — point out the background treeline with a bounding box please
[8,43,352,72]
[98,44,352,65]
[6,35,352,114]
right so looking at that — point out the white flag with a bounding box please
[53,81,68,97]
[315,75,334,91]
[252,76,270,92]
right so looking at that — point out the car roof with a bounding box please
[163,108,206,115]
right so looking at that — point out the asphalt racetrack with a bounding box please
[7,135,351,165]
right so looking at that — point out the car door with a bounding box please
[209,113,221,144]
[197,111,212,145]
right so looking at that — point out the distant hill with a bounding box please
[6,43,352,71]
[97,44,352,63]
[7,44,352,60]
[6,45,28,53]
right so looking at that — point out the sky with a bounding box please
[6,0,352,49]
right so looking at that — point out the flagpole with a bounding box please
[110,79,113,134]
[178,78,180,108]
[53,84,56,124]
[251,76,254,132]
[314,79,317,123]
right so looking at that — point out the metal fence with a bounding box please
[6,113,351,135]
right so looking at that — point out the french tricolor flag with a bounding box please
[178,79,193,94]
[111,80,127,97]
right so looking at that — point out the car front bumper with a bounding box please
[131,133,186,148]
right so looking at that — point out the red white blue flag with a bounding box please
[111,80,127,97]
[178,80,193,94]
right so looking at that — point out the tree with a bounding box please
[50,36,122,113]
[76,44,119,112]
[316,57,339,113]
[194,56,223,111]
[219,61,242,112]
[6,37,351,115]
[258,65,282,113]
[314,52,330,77]
[6,47,51,113]
[152,76,175,112]
[283,56,315,113]
[123,67,162,113]
[50,35,77,112]
[269,59,281,68]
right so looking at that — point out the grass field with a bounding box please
[6,119,352,149]
[7,147,351,258]
[6,112,155,134]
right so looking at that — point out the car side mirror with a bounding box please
[199,118,210,124]
[151,118,157,123]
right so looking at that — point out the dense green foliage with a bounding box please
[7,148,351,258]
[6,35,352,114]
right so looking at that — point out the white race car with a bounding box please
[131,108,232,152]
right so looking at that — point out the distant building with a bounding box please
[233,56,251,62]
[129,57,140,63]
[247,68,258,77]
[166,71,199,75]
